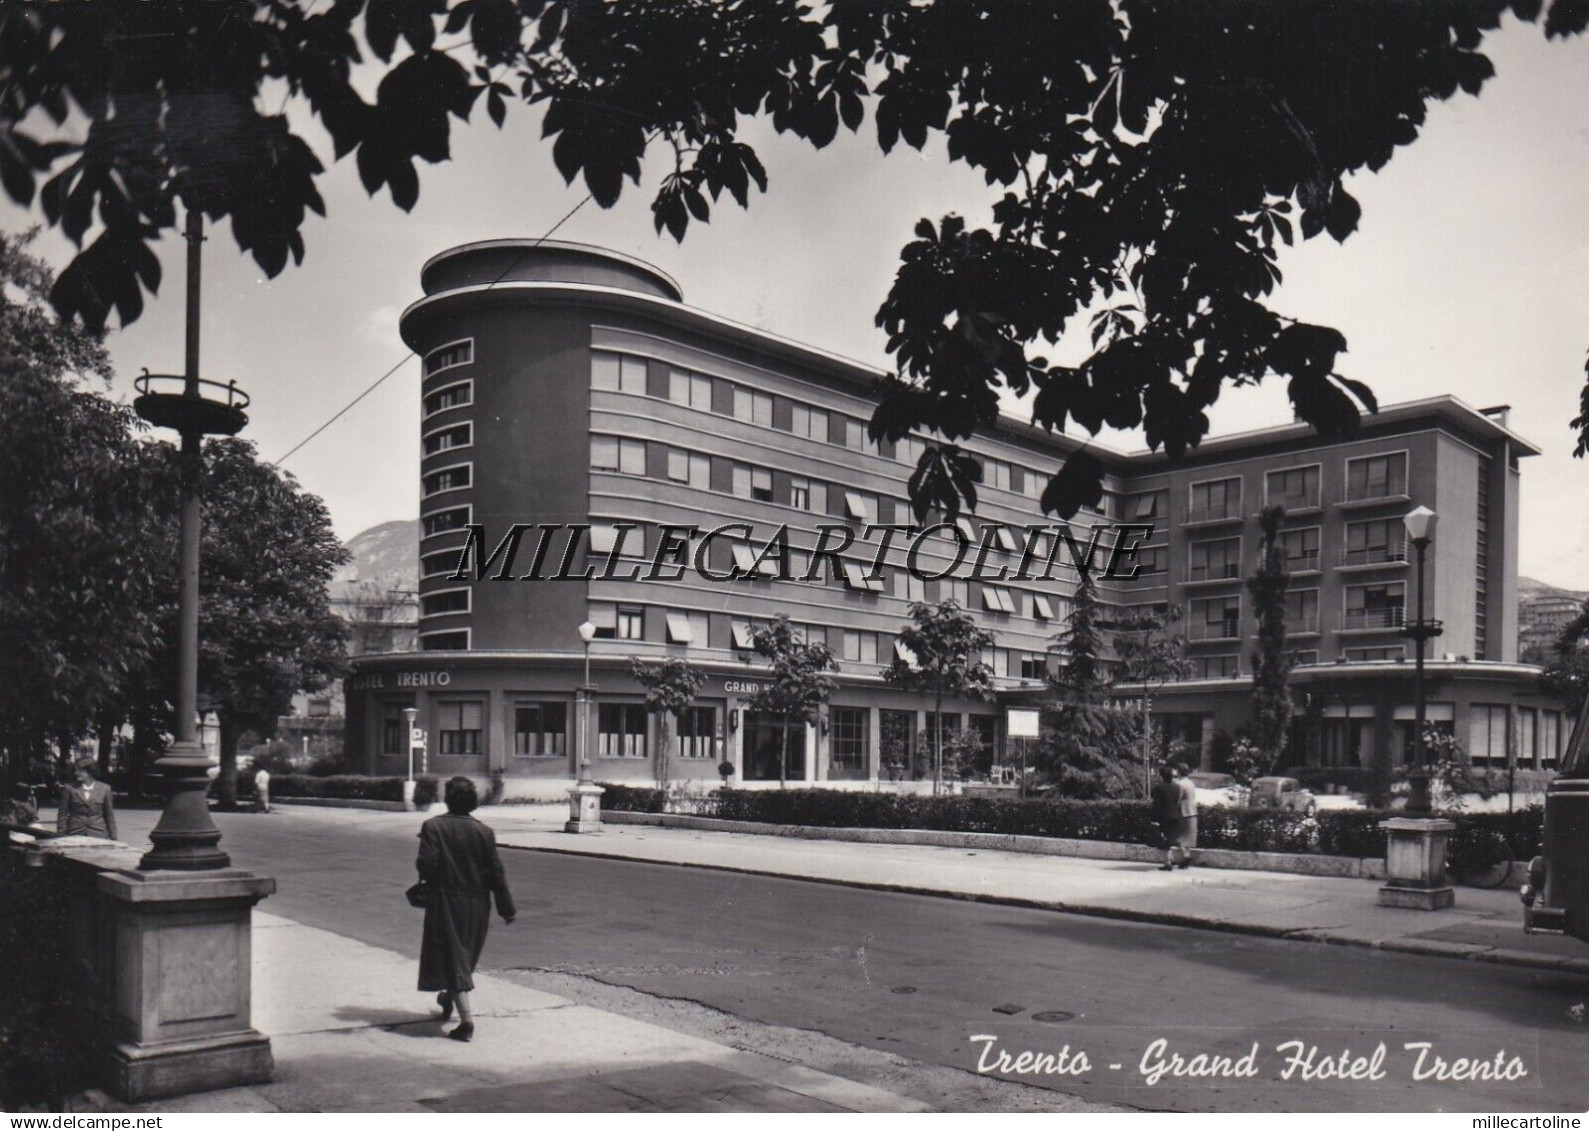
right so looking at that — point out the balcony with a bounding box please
[1281,613,1321,636]
[1339,478,1410,509]
[1188,616,1242,642]
[1185,504,1244,528]
[1341,606,1406,632]
[1340,544,1409,570]
[1185,561,1243,586]
[1270,549,1321,575]
[1263,490,1321,515]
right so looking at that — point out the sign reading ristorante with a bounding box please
[347,670,452,691]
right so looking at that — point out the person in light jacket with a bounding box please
[57,758,117,840]
[415,776,515,1042]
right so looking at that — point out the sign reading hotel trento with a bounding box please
[1006,709,1040,738]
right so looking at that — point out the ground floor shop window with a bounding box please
[1469,703,1510,766]
[830,707,868,779]
[598,703,648,758]
[743,712,806,780]
[1320,705,1377,767]
[677,705,717,758]
[436,700,484,756]
[513,701,567,758]
[880,709,915,778]
[966,715,998,778]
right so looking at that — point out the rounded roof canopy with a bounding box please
[418,239,682,303]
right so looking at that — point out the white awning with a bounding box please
[732,543,776,577]
[844,491,871,522]
[1322,703,1376,719]
[955,517,976,542]
[983,587,1016,614]
[1033,595,1054,620]
[894,639,918,667]
[665,613,694,643]
[731,620,756,650]
[995,526,1020,553]
[587,603,616,629]
[588,524,618,553]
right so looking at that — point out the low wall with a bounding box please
[274,797,429,813]
[600,810,1394,880]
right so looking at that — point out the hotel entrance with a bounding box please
[742,712,806,781]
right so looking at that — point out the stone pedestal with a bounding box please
[565,779,605,834]
[402,778,417,811]
[39,839,276,1101]
[1378,817,1456,910]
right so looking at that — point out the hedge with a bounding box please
[600,786,1545,860]
[267,773,440,807]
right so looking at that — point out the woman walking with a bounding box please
[56,758,117,840]
[416,776,515,1042]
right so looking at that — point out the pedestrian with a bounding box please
[1172,760,1199,869]
[2,782,40,828]
[1150,763,1185,871]
[56,758,117,840]
[253,765,271,813]
[415,776,516,1042]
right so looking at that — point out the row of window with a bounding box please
[1169,453,1411,522]
[1186,584,1407,640]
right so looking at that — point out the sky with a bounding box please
[7,16,1589,589]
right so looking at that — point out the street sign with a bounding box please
[1006,708,1040,738]
[410,728,426,748]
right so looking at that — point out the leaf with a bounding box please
[1040,450,1106,519]
[1324,185,1361,242]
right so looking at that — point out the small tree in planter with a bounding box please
[746,616,836,787]
[884,599,995,795]
[717,759,736,788]
[630,656,706,789]
[881,736,908,781]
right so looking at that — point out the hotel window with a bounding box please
[1289,649,1320,666]
[1343,646,1405,662]
[668,368,713,409]
[896,571,926,603]
[435,700,484,755]
[732,386,774,426]
[1519,707,1538,766]
[841,630,880,665]
[731,543,778,578]
[422,506,470,537]
[730,620,758,650]
[423,549,463,578]
[944,578,970,607]
[843,490,875,523]
[1469,704,1510,765]
[591,352,649,394]
[732,464,774,502]
[1188,538,1241,581]
[1024,468,1045,500]
[1018,655,1046,681]
[1265,465,1320,509]
[617,605,644,640]
[424,340,473,376]
[1193,655,1240,679]
[667,449,710,488]
[1345,452,1408,501]
[1344,519,1405,566]
[1282,589,1319,632]
[1542,711,1561,765]
[381,713,405,755]
[513,702,567,758]
[678,706,717,758]
[1279,527,1321,571]
[1033,594,1055,621]
[598,704,649,758]
[665,610,707,644]
[421,589,469,616]
[423,423,471,456]
[422,465,471,496]
[1190,596,1240,639]
[830,707,869,775]
[421,630,469,651]
[1345,582,1404,629]
[1189,477,1241,521]
[591,436,646,475]
[423,381,472,417]
[896,436,925,466]
[791,405,830,442]
[789,476,828,513]
[1135,545,1168,575]
[985,458,1011,492]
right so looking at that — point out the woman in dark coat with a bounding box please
[56,758,116,840]
[1150,763,1193,871]
[416,776,516,1042]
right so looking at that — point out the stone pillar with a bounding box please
[1378,817,1456,910]
[565,762,605,833]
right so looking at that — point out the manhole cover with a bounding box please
[1030,1010,1076,1023]
[992,1004,1025,1016]
[890,986,918,995]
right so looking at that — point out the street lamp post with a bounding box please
[576,621,597,774]
[1400,506,1443,816]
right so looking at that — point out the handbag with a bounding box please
[405,881,434,909]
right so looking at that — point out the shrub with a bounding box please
[268,773,439,807]
[597,784,669,813]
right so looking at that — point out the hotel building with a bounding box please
[343,241,1567,788]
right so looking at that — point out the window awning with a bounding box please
[731,620,756,650]
[1033,595,1054,620]
[983,587,1016,614]
[995,526,1020,553]
[1134,493,1158,519]
[955,517,976,542]
[894,639,918,667]
[844,491,871,522]
[665,613,694,644]
[1394,703,1455,722]
[588,524,619,554]
[587,603,617,629]
[730,543,776,577]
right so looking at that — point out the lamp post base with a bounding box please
[1403,765,1435,816]
[1378,817,1456,910]
[140,742,230,872]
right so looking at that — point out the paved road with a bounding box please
[127,807,1589,1113]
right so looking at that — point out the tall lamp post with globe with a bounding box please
[567,621,604,832]
[1400,505,1444,816]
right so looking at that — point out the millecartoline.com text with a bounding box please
[443,521,1156,584]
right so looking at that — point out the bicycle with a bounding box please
[1445,818,1517,890]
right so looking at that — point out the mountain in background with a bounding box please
[1519,576,1589,606]
[334,518,418,599]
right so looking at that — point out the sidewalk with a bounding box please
[97,909,933,1113]
[467,803,1589,975]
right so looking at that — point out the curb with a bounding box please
[498,838,1589,976]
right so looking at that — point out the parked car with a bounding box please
[1187,771,1244,808]
[1248,776,1318,816]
